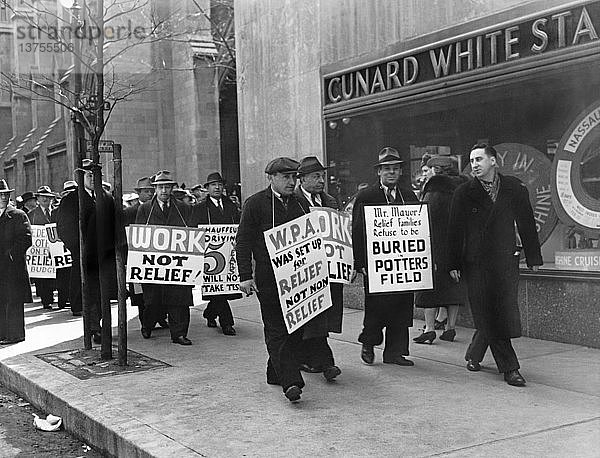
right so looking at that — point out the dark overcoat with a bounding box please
[27,206,53,225]
[294,187,343,337]
[135,196,194,308]
[0,206,33,304]
[352,183,419,326]
[191,196,242,301]
[415,174,468,308]
[56,189,119,299]
[447,174,542,339]
[123,202,140,226]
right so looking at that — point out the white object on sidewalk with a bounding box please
[32,413,62,431]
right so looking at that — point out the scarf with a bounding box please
[478,170,500,203]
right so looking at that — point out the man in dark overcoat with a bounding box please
[0,179,32,344]
[135,170,194,345]
[124,176,168,330]
[293,156,343,382]
[447,143,542,386]
[236,157,308,402]
[56,160,119,344]
[28,185,57,309]
[352,147,419,366]
[190,172,241,336]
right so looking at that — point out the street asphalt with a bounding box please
[0,289,598,457]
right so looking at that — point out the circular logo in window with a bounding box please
[463,143,557,244]
[552,100,600,230]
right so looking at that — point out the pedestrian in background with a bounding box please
[0,179,32,345]
[414,156,468,344]
[352,147,419,367]
[447,143,542,387]
[191,172,240,336]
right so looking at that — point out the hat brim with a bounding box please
[374,160,404,167]
[204,179,224,186]
[297,165,329,175]
[134,186,154,191]
[152,180,178,186]
[266,168,298,175]
[35,192,55,197]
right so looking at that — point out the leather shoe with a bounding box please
[361,344,375,365]
[72,311,82,317]
[172,336,192,345]
[504,369,526,386]
[299,363,321,373]
[284,385,302,402]
[157,319,169,329]
[0,338,24,345]
[141,328,152,339]
[92,332,101,344]
[466,360,481,372]
[222,325,236,336]
[206,318,217,328]
[383,356,414,366]
[323,365,342,382]
[43,304,53,310]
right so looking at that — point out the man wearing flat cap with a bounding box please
[135,170,194,345]
[293,156,343,382]
[57,159,120,344]
[191,172,240,336]
[0,178,32,344]
[124,176,168,330]
[28,185,57,310]
[236,157,310,402]
[352,147,419,367]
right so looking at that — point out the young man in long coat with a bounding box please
[190,172,241,336]
[135,170,194,345]
[447,143,542,386]
[293,156,343,382]
[28,185,56,310]
[0,179,32,344]
[236,157,308,402]
[352,147,419,367]
[57,160,119,344]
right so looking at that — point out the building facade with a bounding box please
[236,0,600,347]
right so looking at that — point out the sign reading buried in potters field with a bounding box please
[264,213,332,334]
[26,225,55,279]
[197,224,240,296]
[126,224,205,286]
[311,207,353,284]
[364,204,433,294]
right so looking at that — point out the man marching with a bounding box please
[135,171,194,345]
[352,147,419,366]
[191,172,240,336]
[236,157,309,402]
[294,156,342,382]
[28,185,57,310]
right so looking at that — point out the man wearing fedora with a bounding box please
[28,185,57,310]
[352,147,419,367]
[294,156,343,382]
[236,157,308,402]
[191,183,208,205]
[0,179,33,344]
[20,191,38,213]
[136,170,194,345]
[191,172,240,336]
[57,159,119,343]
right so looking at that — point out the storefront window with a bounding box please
[326,61,600,274]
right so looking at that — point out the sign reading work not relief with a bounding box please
[264,213,332,334]
[364,204,433,294]
[311,207,353,284]
[126,224,205,286]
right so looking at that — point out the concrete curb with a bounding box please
[0,353,201,458]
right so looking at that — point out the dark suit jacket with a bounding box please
[27,206,53,226]
[135,196,194,307]
[191,196,240,226]
[0,206,33,304]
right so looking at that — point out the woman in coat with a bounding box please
[0,179,33,344]
[414,157,468,344]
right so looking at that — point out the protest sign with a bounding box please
[311,207,353,284]
[45,223,73,269]
[26,225,55,278]
[125,224,205,286]
[264,213,332,334]
[197,224,240,296]
[364,204,433,294]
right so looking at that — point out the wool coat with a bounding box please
[294,186,343,337]
[415,174,468,308]
[27,205,53,225]
[0,205,33,304]
[135,196,194,307]
[447,174,542,339]
[191,196,242,301]
[352,183,419,326]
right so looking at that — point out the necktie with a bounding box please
[218,200,223,213]
[385,188,394,203]
[281,197,288,211]
[44,209,50,221]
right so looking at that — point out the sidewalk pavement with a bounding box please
[1,291,599,457]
